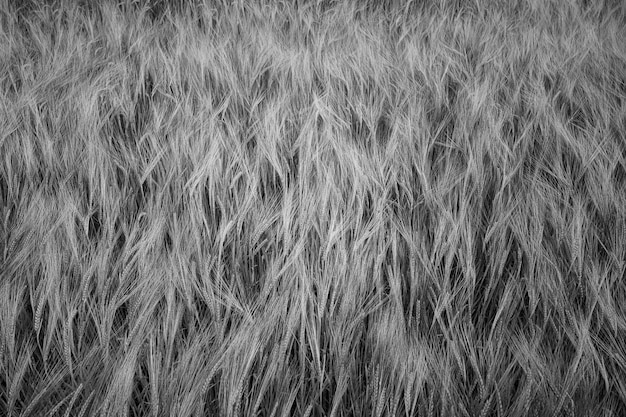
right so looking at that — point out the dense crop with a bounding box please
[1,0,626,416]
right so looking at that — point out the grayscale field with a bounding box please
[1,0,625,416]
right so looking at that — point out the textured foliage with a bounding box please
[1,0,626,416]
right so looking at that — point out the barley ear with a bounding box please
[302,403,314,417]
[64,383,84,417]
[496,386,503,417]
[428,388,435,417]
[76,391,95,417]
[479,392,494,417]
[232,376,245,417]
[376,386,386,417]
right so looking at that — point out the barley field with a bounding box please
[1,0,626,416]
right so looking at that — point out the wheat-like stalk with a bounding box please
[376,386,387,417]
[368,364,380,404]
[302,403,314,417]
[404,374,414,417]
[496,386,503,417]
[427,388,435,417]
[201,352,227,396]
[76,391,95,417]
[232,375,245,417]
[7,305,16,360]
[479,392,494,417]
[390,386,400,417]
[478,369,485,402]
[64,383,84,417]
[34,293,45,335]
[64,314,74,379]
[8,346,32,417]
[46,395,70,417]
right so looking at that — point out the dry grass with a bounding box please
[1,0,626,416]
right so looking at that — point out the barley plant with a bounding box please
[1,0,626,416]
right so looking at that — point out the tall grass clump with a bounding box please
[1,0,626,415]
